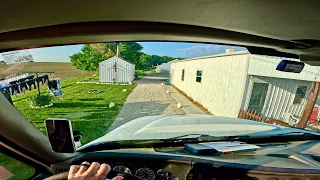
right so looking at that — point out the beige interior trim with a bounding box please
[0,141,52,172]
[0,93,77,164]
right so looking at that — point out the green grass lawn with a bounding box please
[135,69,156,80]
[1,76,136,180]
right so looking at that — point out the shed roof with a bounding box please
[99,56,134,65]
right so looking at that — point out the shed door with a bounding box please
[248,83,269,113]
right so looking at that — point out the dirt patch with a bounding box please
[171,84,212,115]
[0,62,94,79]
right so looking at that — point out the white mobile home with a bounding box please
[170,51,320,119]
[99,56,135,83]
[156,63,170,73]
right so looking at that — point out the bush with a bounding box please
[27,94,52,107]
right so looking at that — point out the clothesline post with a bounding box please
[36,72,40,96]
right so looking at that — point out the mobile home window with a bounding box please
[181,69,185,81]
[196,70,202,82]
[293,85,308,104]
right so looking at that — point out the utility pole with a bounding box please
[116,44,120,57]
[36,72,40,96]
[296,82,320,129]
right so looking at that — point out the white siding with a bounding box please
[156,63,170,73]
[244,76,312,119]
[170,53,249,117]
[248,55,320,82]
[99,56,135,83]
[170,51,320,119]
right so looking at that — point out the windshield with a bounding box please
[1,42,320,147]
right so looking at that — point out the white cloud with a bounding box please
[176,44,247,58]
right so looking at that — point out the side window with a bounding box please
[196,70,202,83]
[181,69,185,81]
[293,85,308,104]
[0,153,35,180]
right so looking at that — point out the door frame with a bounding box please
[244,76,271,114]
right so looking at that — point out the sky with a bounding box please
[0,42,247,63]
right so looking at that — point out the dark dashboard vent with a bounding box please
[179,149,190,154]
[155,148,191,155]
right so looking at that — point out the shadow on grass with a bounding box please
[52,102,107,108]
[61,84,73,89]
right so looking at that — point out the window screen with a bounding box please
[293,85,308,104]
[181,69,185,81]
[196,70,202,82]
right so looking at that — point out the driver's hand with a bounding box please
[68,161,124,180]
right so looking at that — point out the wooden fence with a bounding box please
[238,109,291,127]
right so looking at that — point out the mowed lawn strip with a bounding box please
[2,76,136,180]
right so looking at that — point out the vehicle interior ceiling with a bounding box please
[1,0,320,179]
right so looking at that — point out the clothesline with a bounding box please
[0,73,29,85]
[1,74,50,96]
[20,71,54,96]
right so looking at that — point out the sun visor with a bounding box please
[300,54,320,66]
[246,46,299,59]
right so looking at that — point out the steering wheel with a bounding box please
[44,169,144,180]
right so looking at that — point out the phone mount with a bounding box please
[45,118,82,153]
[73,130,83,148]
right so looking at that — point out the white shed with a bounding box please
[99,56,135,83]
[170,51,320,120]
[156,63,170,73]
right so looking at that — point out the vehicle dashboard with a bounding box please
[51,148,320,180]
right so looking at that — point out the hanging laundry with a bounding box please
[10,84,20,95]
[37,76,44,85]
[26,79,37,90]
[43,75,49,83]
[9,81,18,85]
[19,78,28,83]
[20,81,28,91]
[27,75,34,80]
[56,78,61,89]
[48,81,52,89]
[48,80,58,90]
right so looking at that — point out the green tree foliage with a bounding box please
[71,42,184,71]
[138,53,152,69]
[106,42,143,65]
[70,45,106,71]
[119,43,143,64]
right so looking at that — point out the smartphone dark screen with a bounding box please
[45,119,75,153]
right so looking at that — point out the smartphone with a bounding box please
[45,118,75,153]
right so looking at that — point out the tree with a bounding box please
[138,53,152,69]
[90,43,115,59]
[70,45,106,71]
[150,55,162,67]
[103,42,143,64]
[70,42,184,71]
[118,42,143,64]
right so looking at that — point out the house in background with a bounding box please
[99,56,135,83]
[170,50,320,120]
[156,63,170,73]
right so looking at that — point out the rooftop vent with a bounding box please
[225,48,234,53]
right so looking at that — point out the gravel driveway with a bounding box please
[108,73,185,132]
